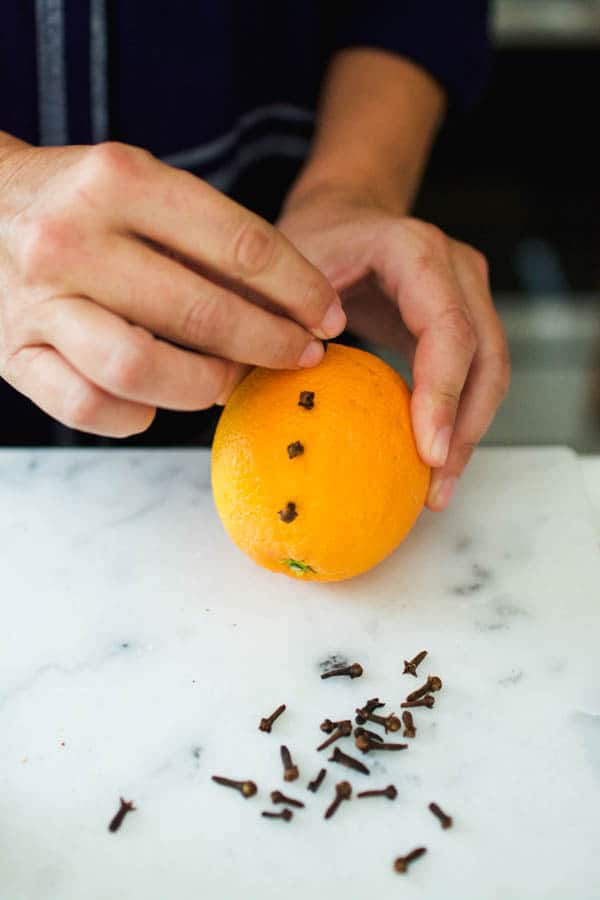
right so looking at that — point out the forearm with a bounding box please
[284,49,446,217]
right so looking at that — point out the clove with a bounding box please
[278,502,298,523]
[405,676,443,703]
[321,662,363,680]
[403,650,428,678]
[394,847,427,873]
[357,785,397,800]
[355,707,401,733]
[307,768,327,793]
[354,726,384,743]
[259,704,286,733]
[280,745,299,782]
[324,781,352,819]
[355,735,408,754]
[354,698,385,724]
[108,797,136,833]
[401,694,435,710]
[262,808,293,821]
[328,745,370,775]
[320,718,350,734]
[212,776,257,798]
[429,802,453,829]
[298,391,315,409]
[270,790,305,809]
[402,710,416,738]
[287,441,304,459]
[316,721,352,751]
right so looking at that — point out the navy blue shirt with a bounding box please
[0,1,491,445]
[2,3,491,179]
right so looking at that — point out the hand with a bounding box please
[277,186,510,510]
[0,136,346,437]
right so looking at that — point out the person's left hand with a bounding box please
[277,185,511,511]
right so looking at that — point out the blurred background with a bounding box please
[383,0,600,451]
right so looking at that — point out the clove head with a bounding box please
[335,780,352,801]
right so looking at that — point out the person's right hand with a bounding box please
[0,135,346,436]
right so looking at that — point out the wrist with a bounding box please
[283,163,410,220]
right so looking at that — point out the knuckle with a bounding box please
[435,385,461,406]
[233,220,277,276]
[438,305,477,354]
[180,293,224,345]
[408,222,450,271]
[62,382,104,430]
[14,216,77,281]
[105,330,153,394]
[82,141,149,192]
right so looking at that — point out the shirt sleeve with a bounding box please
[331,1,492,111]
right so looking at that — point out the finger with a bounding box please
[427,248,510,511]
[374,225,478,469]
[88,143,346,339]
[33,296,248,410]
[48,233,326,370]
[403,274,477,470]
[4,344,155,437]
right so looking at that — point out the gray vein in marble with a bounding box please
[318,654,349,672]
[451,561,494,596]
[498,670,524,685]
[0,640,146,710]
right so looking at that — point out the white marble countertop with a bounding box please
[1,446,599,900]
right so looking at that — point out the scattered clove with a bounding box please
[278,502,298,523]
[108,797,136,833]
[355,708,401,733]
[212,776,257,798]
[405,676,443,703]
[402,710,416,738]
[298,391,315,409]
[355,735,408,754]
[287,441,304,459]
[357,785,397,800]
[307,769,327,793]
[280,745,299,782]
[354,698,385,724]
[403,650,428,678]
[259,704,286,733]
[324,781,352,819]
[401,694,435,710]
[354,726,384,743]
[328,745,370,775]
[320,718,350,734]
[316,721,352,751]
[321,662,363,680]
[262,808,293,821]
[429,802,453,829]
[270,790,305,809]
[394,847,427,873]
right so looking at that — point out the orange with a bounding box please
[211,344,430,582]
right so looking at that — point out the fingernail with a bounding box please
[314,298,346,339]
[298,339,325,368]
[429,426,452,467]
[429,476,457,510]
